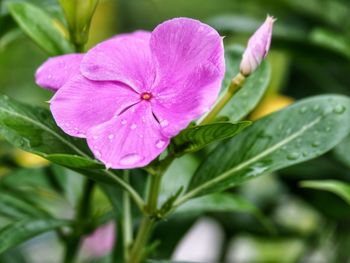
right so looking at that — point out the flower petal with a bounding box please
[150,18,224,87]
[149,18,225,136]
[81,31,155,93]
[35,54,84,91]
[87,102,169,169]
[50,75,140,138]
[152,63,223,137]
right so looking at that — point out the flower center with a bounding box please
[141,92,152,101]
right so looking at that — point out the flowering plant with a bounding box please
[1,1,350,263]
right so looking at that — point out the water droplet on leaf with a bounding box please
[287,152,300,160]
[299,106,307,113]
[312,141,320,147]
[333,105,346,114]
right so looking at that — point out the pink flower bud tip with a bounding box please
[240,15,276,76]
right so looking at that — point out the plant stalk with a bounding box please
[198,72,246,125]
[122,171,133,262]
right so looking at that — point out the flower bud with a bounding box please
[59,0,99,47]
[240,15,275,76]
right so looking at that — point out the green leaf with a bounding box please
[220,45,271,121]
[172,121,251,155]
[0,219,70,254]
[301,180,350,206]
[0,94,93,164]
[185,95,350,198]
[7,2,73,55]
[334,134,350,168]
[175,193,274,233]
[0,192,50,219]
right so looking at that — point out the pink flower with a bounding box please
[35,18,225,169]
[82,222,116,259]
[240,15,275,76]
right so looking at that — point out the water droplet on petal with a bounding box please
[105,162,112,169]
[120,154,142,166]
[156,140,166,149]
[93,135,98,140]
[130,124,137,130]
[139,134,144,138]
[333,105,346,114]
[121,119,127,125]
[287,152,300,160]
[95,151,101,158]
[47,74,52,79]
[160,120,168,127]
[108,134,114,140]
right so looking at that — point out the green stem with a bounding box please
[128,217,155,263]
[198,72,246,125]
[128,157,173,263]
[104,170,145,211]
[64,179,95,263]
[122,171,133,262]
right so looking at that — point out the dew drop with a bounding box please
[287,152,300,160]
[108,134,114,140]
[302,152,308,157]
[156,140,166,149]
[120,153,142,166]
[139,134,144,138]
[312,105,320,112]
[95,151,101,158]
[105,162,112,169]
[121,119,127,125]
[325,126,331,132]
[130,124,137,130]
[312,141,320,147]
[333,105,346,114]
[299,106,307,113]
[160,120,168,127]
[47,74,52,79]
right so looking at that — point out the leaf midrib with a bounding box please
[183,117,322,201]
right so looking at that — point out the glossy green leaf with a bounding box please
[0,95,95,161]
[7,2,73,55]
[334,134,350,168]
[301,180,350,206]
[185,95,350,198]
[0,219,70,254]
[220,45,270,121]
[172,121,251,155]
[0,94,130,188]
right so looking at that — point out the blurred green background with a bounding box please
[1,0,350,262]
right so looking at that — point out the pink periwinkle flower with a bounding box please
[82,222,115,259]
[240,15,275,76]
[35,18,225,169]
